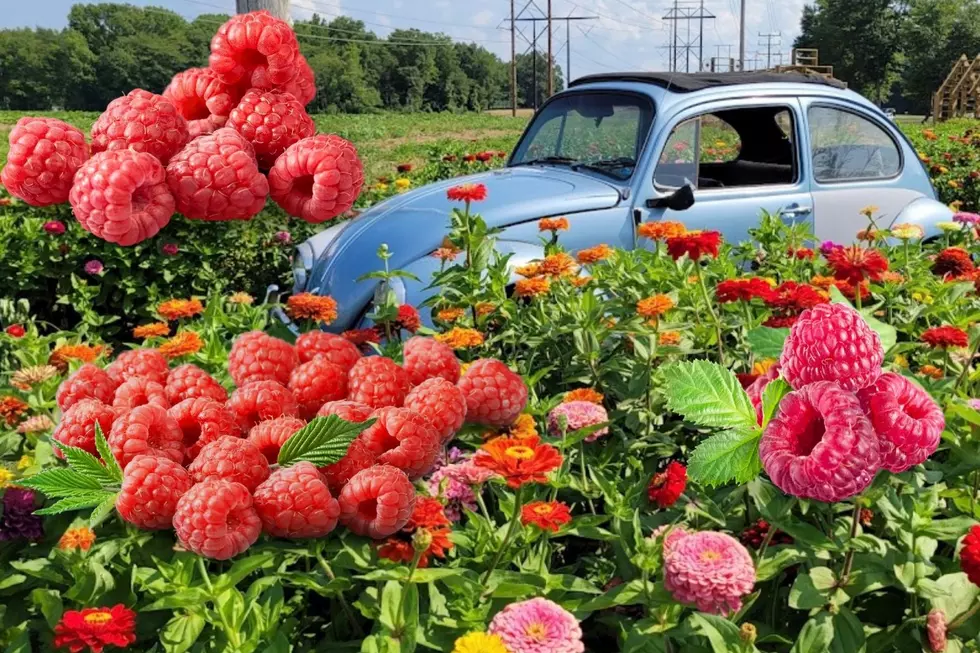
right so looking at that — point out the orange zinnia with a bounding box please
[158,331,204,359]
[515,277,551,298]
[521,500,572,532]
[637,220,686,240]
[59,527,96,551]
[133,323,170,339]
[377,497,454,568]
[564,388,604,405]
[474,434,563,488]
[659,331,681,346]
[157,298,204,321]
[576,244,612,264]
[475,302,497,316]
[516,262,543,278]
[919,364,943,379]
[0,396,29,425]
[539,217,570,232]
[569,275,592,288]
[432,246,461,261]
[637,294,675,319]
[539,253,577,278]
[286,293,338,324]
[437,307,466,322]
[435,327,485,349]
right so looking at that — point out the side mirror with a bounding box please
[646,184,695,211]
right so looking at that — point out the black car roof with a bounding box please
[568,71,847,92]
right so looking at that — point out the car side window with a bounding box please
[808,106,901,183]
[654,118,699,189]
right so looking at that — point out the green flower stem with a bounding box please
[954,335,980,394]
[756,524,777,561]
[197,558,243,650]
[579,441,596,514]
[481,484,526,587]
[646,334,657,439]
[694,263,725,365]
[395,549,423,634]
[838,501,862,587]
[316,549,364,638]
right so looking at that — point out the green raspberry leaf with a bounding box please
[89,493,119,529]
[761,378,792,428]
[94,423,123,483]
[663,360,757,430]
[34,490,118,516]
[688,429,763,487]
[277,415,376,468]
[16,468,104,497]
[57,442,119,489]
[746,326,789,359]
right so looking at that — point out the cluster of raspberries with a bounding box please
[53,331,528,559]
[756,303,944,502]
[0,11,364,245]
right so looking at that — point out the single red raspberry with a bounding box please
[0,117,89,206]
[52,399,116,457]
[268,134,365,224]
[317,400,374,422]
[403,336,460,386]
[109,404,185,468]
[69,149,175,246]
[779,303,884,392]
[169,397,242,460]
[280,53,315,106]
[208,10,300,89]
[338,465,416,539]
[89,89,189,164]
[107,349,170,386]
[961,525,980,586]
[248,416,307,463]
[457,358,528,427]
[295,330,361,371]
[759,381,880,502]
[57,364,117,411]
[162,68,239,138]
[253,462,341,538]
[173,479,262,559]
[112,376,170,411]
[226,89,315,169]
[166,127,269,222]
[360,407,440,479]
[288,357,349,420]
[348,357,412,409]
[164,364,228,405]
[226,380,300,432]
[318,437,376,495]
[857,373,944,473]
[188,436,270,491]
[228,331,298,387]
[746,364,780,424]
[403,378,466,444]
[116,455,192,530]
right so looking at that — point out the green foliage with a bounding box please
[662,360,757,430]
[276,415,374,467]
[687,429,763,487]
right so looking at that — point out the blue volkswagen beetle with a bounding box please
[293,71,951,331]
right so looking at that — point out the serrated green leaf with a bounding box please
[34,491,117,515]
[747,326,789,358]
[277,415,375,467]
[761,378,792,427]
[688,429,763,487]
[89,493,118,529]
[17,468,104,497]
[57,443,117,488]
[94,423,123,483]
[663,360,757,430]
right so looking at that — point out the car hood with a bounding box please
[308,166,624,327]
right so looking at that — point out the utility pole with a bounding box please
[236,0,289,21]
[511,0,517,116]
[758,32,781,70]
[532,20,538,110]
[547,0,553,96]
[738,0,746,71]
[663,1,715,73]
[508,11,597,102]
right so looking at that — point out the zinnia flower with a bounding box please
[275,230,292,244]
[474,434,562,488]
[819,240,842,256]
[0,469,13,488]
[715,278,775,303]
[789,247,814,259]
[563,388,603,405]
[44,220,66,235]
[432,247,461,262]
[475,302,496,317]
[539,217,569,232]
[428,462,486,520]
[921,326,969,349]
[396,163,413,173]
[515,263,543,278]
[53,605,136,653]
[342,328,381,347]
[0,488,42,541]
[825,246,889,284]
[286,293,338,324]
[665,231,722,260]
[377,497,453,568]
[437,307,466,322]
[395,178,411,190]
[932,248,975,278]
[891,223,924,240]
[647,461,687,508]
[539,253,577,278]
[954,212,980,225]
[0,395,28,425]
[764,281,828,316]
[547,401,609,441]
[961,525,980,586]
[17,414,54,434]
[663,530,755,615]
[132,323,170,339]
[937,221,963,232]
[488,597,584,653]
[49,344,107,370]
[59,526,97,551]
[17,455,33,470]
[396,305,421,332]
[162,243,179,256]
[637,220,686,240]
[927,609,948,653]
[452,632,509,653]
[920,364,944,379]
[521,501,572,532]
[435,327,484,349]
[157,299,204,321]
[228,292,254,305]
[158,331,204,359]
[5,324,25,338]
[659,331,681,346]
[84,260,104,275]
[515,277,551,298]
[11,364,58,391]
[447,183,488,203]
[576,244,612,264]
[636,294,674,320]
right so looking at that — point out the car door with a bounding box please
[634,97,814,246]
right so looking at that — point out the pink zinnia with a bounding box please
[454,458,497,485]
[651,524,691,557]
[547,401,609,442]
[427,464,478,521]
[162,243,179,256]
[84,260,104,275]
[43,220,66,235]
[488,597,584,653]
[927,609,947,652]
[663,531,755,616]
[954,212,980,225]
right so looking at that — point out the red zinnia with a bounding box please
[790,247,814,260]
[377,496,453,568]
[715,278,775,304]
[5,324,26,338]
[921,326,969,349]
[932,247,975,278]
[665,231,722,261]
[447,183,487,203]
[396,163,413,173]
[825,246,889,284]
[521,500,572,533]
[396,305,421,333]
[764,281,828,313]
[53,604,136,652]
[476,151,493,162]
[647,461,687,508]
[342,328,382,347]
[474,434,563,488]
[961,525,980,586]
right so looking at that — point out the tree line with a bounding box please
[0,3,564,113]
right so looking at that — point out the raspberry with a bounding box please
[162,68,239,138]
[112,376,170,411]
[116,455,192,530]
[107,349,170,386]
[57,364,117,411]
[228,331,298,386]
[226,380,300,432]
[360,407,440,479]
[109,404,185,468]
[208,10,300,89]
[226,89,315,168]
[169,397,242,460]
[288,357,349,420]
[403,336,461,386]
[166,128,269,222]
[779,303,884,392]
[281,53,316,106]
[248,416,307,463]
[69,149,175,246]
[317,400,374,422]
[338,465,416,539]
[0,117,89,206]
[89,89,189,164]
[457,359,528,427]
[253,462,341,538]
[188,436,270,491]
[759,381,880,502]
[857,373,944,473]
[403,378,466,443]
[52,399,116,457]
[268,134,365,224]
[319,437,376,495]
[746,365,780,424]
[173,479,261,559]
[347,357,412,409]
[295,331,362,371]
[164,364,228,405]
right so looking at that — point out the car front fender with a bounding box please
[894,197,954,240]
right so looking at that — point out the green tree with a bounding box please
[516,52,564,109]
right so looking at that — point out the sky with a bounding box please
[1,0,811,81]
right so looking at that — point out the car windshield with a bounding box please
[510,92,654,180]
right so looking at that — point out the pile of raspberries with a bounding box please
[754,303,945,503]
[53,331,528,559]
[0,11,364,245]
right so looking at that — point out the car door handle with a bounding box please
[779,204,812,220]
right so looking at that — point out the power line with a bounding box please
[663,0,715,72]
